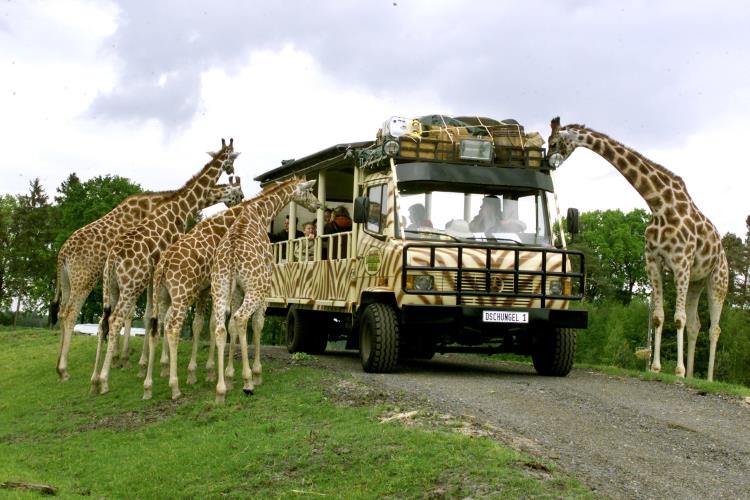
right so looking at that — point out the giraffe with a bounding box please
[90,139,241,394]
[53,190,174,381]
[210,177,319,404]
[548,117,729,380]
[53,182,242,381]
[143,180,283,400]
[144,179,308,400]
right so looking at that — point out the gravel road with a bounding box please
[266,346,750,499]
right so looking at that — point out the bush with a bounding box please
[577,300,750,386]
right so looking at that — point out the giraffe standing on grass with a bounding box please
[145,178,308,400]
[53,189,174,381]
[53,182,242,381]
[90,139,241,394]
[145,179,305,400]
[210,177,319,404]
[548,117,728,380]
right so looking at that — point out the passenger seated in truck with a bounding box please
[291,221,316,261]
[406,203,432,231]
[469,195,502,233]
[490,199,527,233]
[324,206,352,259]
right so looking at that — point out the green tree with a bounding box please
[570,209,650,304]
[53,174,143,322]
[8,179,58,324]
[0,195,19,310]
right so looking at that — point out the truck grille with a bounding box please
[402,243,584,307]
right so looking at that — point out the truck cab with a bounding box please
[255,115,587,375]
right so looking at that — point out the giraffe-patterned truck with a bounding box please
[257,115,588,375]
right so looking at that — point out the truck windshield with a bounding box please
[398,190,552,246]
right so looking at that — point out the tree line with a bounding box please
[1,177,749,384]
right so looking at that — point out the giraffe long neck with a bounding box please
[252,180,300,225]
[176,156,227,213]
[571,127,686,214]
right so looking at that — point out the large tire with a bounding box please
[532,328,576,376]
[286,306,308,353]
[359,303,399,373]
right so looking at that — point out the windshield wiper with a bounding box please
[404,229,460,242]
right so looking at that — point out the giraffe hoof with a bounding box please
[215,394,226,405]
[142,389,152,400]
[243,388,254,396]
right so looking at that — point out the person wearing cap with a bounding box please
[469,195,502,233]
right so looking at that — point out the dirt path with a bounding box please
[266,346,750,499]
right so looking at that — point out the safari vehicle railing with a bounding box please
[402,243,585,307]
[272,231,353,263]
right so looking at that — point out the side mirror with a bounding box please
[353,196,370,223]
[566,207,580,235]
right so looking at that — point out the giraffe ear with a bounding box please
[207,151,218,158]
[229,152,241,159]
[299,179,317,191]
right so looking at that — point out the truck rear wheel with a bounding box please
[359,303,399,373]
[286,306,305,353]
[532,328,576,376]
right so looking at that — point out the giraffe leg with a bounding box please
[671,263,692,378]
[89,316,107,394]
[205,312,216,382]
[225,314,237,391]
[57,292,87,381]
[251,306,266,387]
[118,315,133,369]
[188,295,208,385]
[99,298,136,394]
[159,328,170,377]
[224,289,243,387]
[213,313,228,405]
[685,282,704,378]
[166,306,187,400]
[212,275,231,405]
[142,305,163,400]
[706,262,728,381]
[645,252,665,373]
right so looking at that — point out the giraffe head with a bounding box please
[291,177,320,212]
[547,117,581,165]
[205,176,244,208]
[207,138,241,176]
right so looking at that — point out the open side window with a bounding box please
[364,183,388,235]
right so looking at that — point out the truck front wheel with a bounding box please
[359,303,399,373]
[531,328,576,376]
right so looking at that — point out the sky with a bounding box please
[2,0,749,237]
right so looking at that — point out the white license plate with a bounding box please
[482,311,529,323]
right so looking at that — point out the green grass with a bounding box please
[0,328,591,499]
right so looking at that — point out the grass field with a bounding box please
[0,327,592,499]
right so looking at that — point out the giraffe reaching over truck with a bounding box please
[547,117,728,381]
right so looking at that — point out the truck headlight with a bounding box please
[548,278,571,296]
[548,153,564,168]
[407,275,434,291]
[548,278,563,296]
[383,140,400,157]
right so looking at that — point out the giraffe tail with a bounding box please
[49,253,64,326]
[150,261,165,329]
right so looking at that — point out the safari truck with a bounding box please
[256,115,587,375]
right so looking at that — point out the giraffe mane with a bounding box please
[564,123,685,187]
